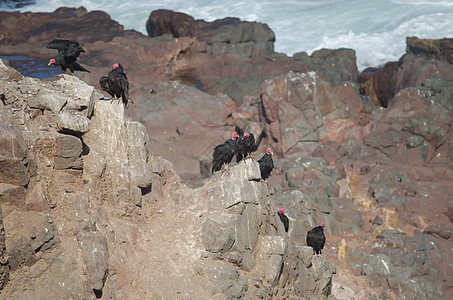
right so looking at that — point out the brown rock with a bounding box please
[407,36,453,65]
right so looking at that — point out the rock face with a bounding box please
[0,59,334,299]
[1,7,453,300]
[407,36,453,64]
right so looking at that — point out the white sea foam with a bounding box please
[4,0,453,71]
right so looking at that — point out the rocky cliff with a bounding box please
[1,7,453,300]
[0,59,333,299]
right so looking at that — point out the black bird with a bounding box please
[99,63,130,108]
[212,132,239,173]
[258,148,274,181]
[278,208,289,232]
[236,131,255,163]
[306,223,326,255]
[47,39,90,74]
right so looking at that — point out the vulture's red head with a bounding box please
[320,222,325,228]
[266,148,273,155]
[242,132,250,140]
[279,208,286,215]
[48,59,56,66]
[230,132,239,140]
[112,63,120,70]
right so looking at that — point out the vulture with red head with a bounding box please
[99,63,130,108]
[277,208,289,232]
[258,148,274,181]
[47,39,90,74]
[212,132,239,173]
[306,223,326,255]
[236,131,255,163]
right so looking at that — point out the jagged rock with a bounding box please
[311,256,333,295]
[54,133,83,169]
[146,9,275,57]
[77,230,108,293]
[202,214,236,253]
[0,102,29,187]
[406,36,453,65]
[424,224,452,240]
[3,210,55,270]
[83,100,152,205]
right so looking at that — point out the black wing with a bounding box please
[47,39,85,58]
[110,70,129,106]
[212,140,235,173]
[258,153,274,180]
[244,132,255,155]
[100,76,114,97]
[68,61,90,73]
[278,211,289,232]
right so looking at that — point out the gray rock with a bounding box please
[77,230,108,292]
[56,110,90,134]
[202,214,236,253]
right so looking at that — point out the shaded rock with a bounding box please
[424,224,452,240]
[407,36,453,65]
[3,210,55,270]
[54,133,83,169]
[0,205,8,289]
[359,40,453,107]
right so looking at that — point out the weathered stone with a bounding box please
[311,256,333,295]
[406,36,453,65]
[299,246,314,267]
[3,210,55,270]
[56,110,90,134]
[77,230,109,292]
[260,235,286,255]
[125,121,152,189]
[202,214,235,253]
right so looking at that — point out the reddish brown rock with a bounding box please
[359,52,453,107]
[407,36,453,65]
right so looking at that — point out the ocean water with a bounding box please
[2,0,453,71]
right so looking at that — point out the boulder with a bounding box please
[406,36,453,65]
[146,9,275,57]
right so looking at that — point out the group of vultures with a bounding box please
[47,39,326,256]
[212,132,325,255]
[47,39,130,108]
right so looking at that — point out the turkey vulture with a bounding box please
[306,223,326,255]
[99,63,130,108]
[236,131,255,163]
[258,148,274,181]
[212,132,239,173]
[278,208,289,232]
[47,39,90,74]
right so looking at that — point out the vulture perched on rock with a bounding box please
[306,223,326,255]
[99,63,130,108]
[236,131,255,163]
[258,148,274,181]
[277,208,289,232]
[212,132,239,173]
[47,39,90,74]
